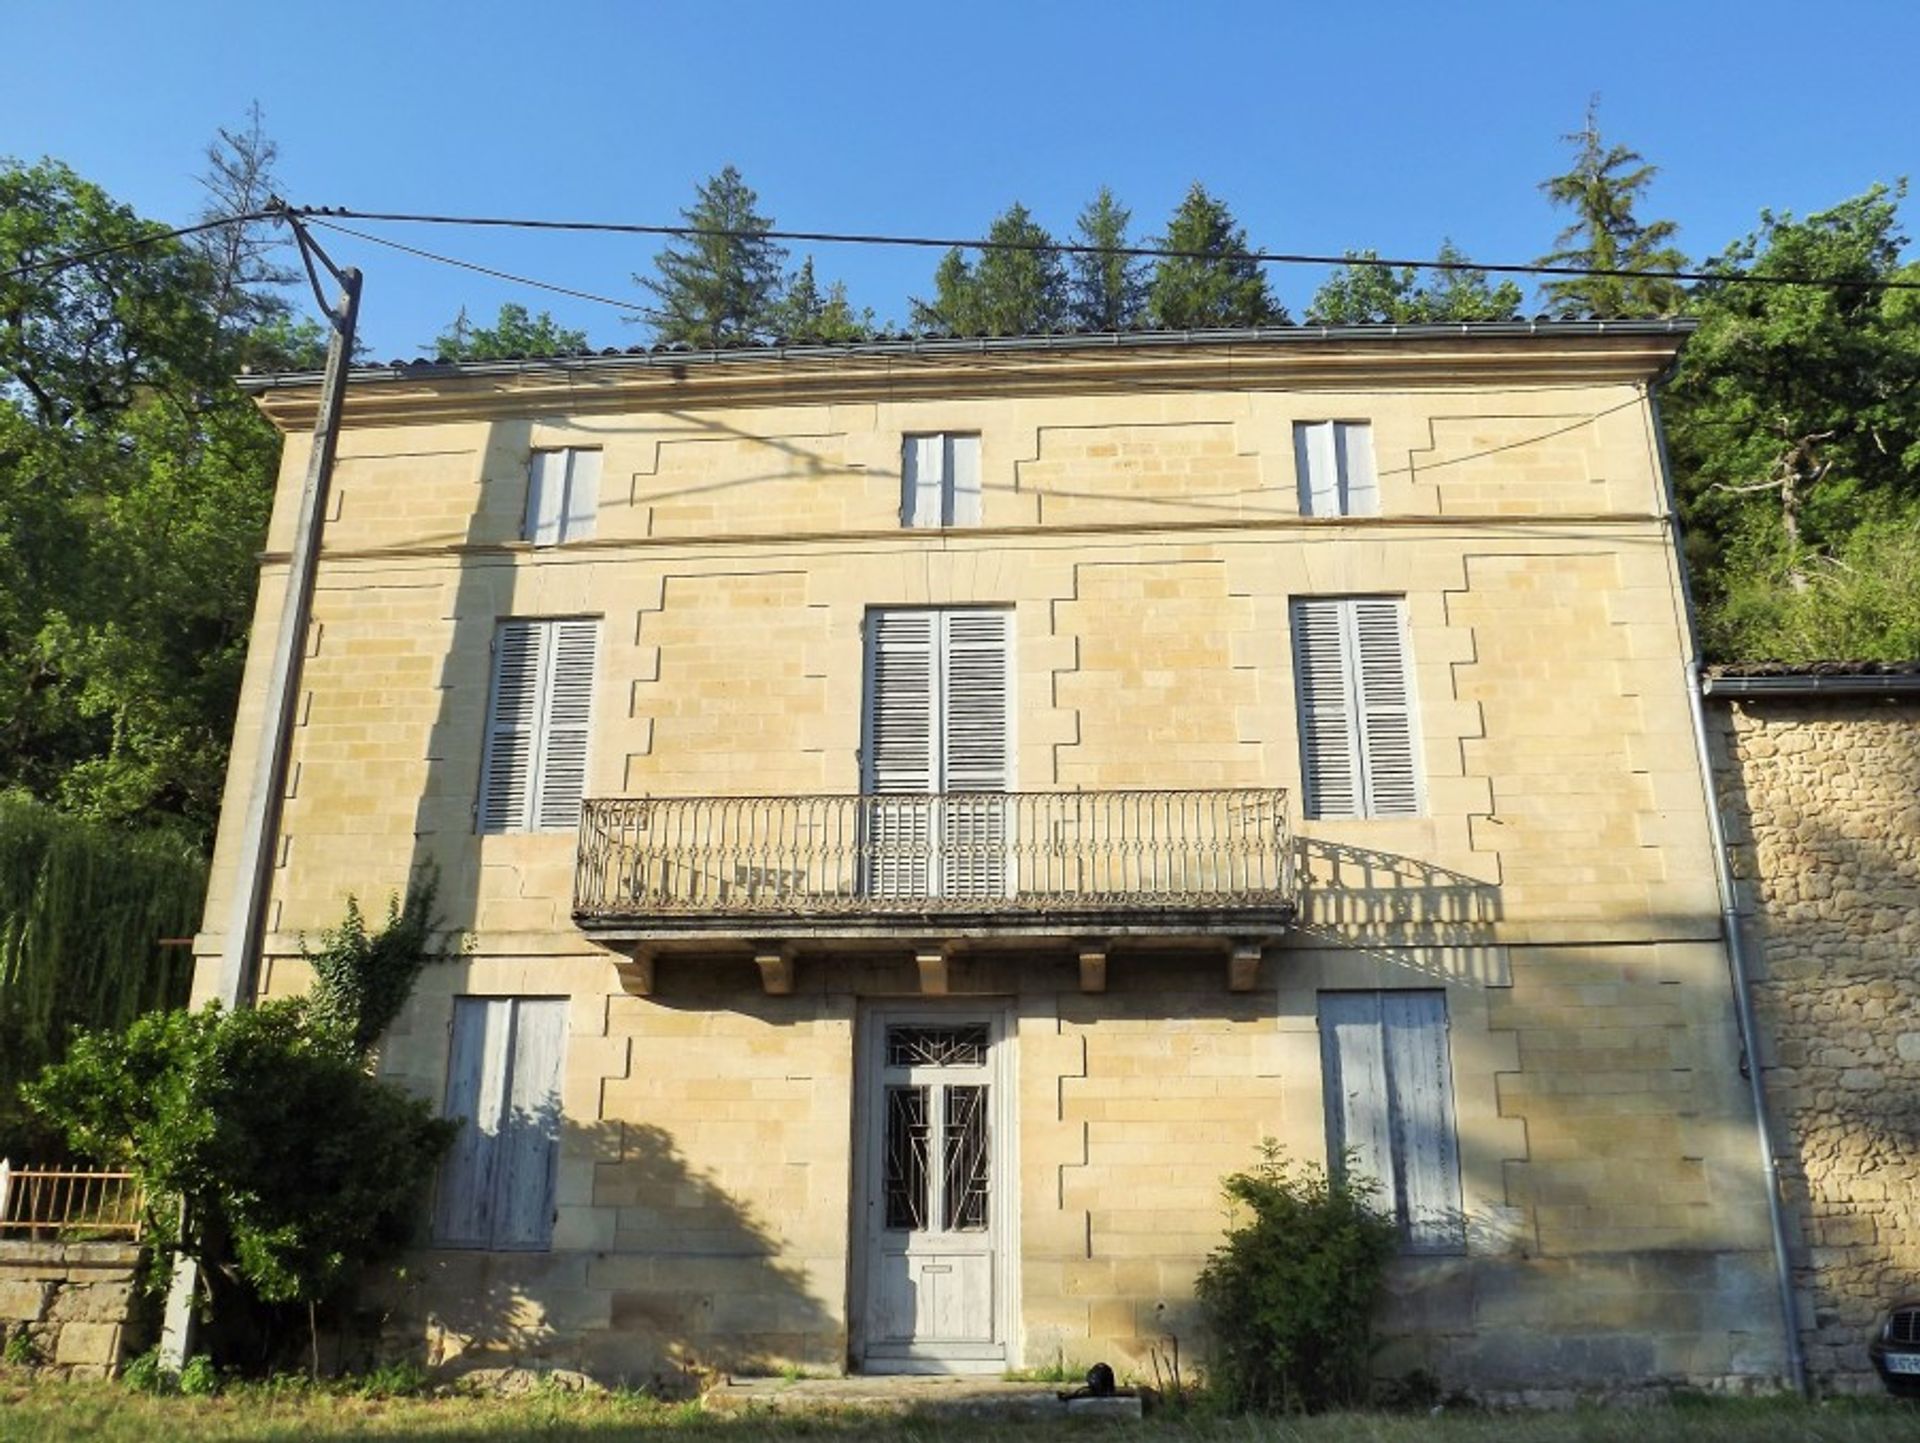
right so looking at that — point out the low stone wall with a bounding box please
[0,1240,144,1379]
[1712,696,1920,1392]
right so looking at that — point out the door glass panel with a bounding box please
[883,1085,930,1231]
[942,1084,991,1231]
[887,1024,989,1068]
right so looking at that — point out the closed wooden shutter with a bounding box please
[939,610,1011,898]
[561,449,601,541]
[491,998,567,1250]
[1291,598,1364,819]
[1295,421,1343,517]
[1338,422,1379,517]
[525,452,566,545]
[1319,990,1463,1254]
[903,435,946,528]
[433,997,512,1247]
[946,434,982,527]
[1290,597,1420,819]
[479,619,598,833]
[865,611,939,895]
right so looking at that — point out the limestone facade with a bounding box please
[0,1241,143,1378]
[1711,690,1920,1391]
[196,326,1788,1394]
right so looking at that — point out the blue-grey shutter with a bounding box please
[938,609,1012,898]
[1295,421,1343,517]
[433,997,512,1247]
[946,434,982,526]
[533,620,598,831]
[864,610,938,896]
[525,453,565,545]
[1351,598,1420,817]
[1337,422,1379,516]
[1291,598,1363,819]
[560,450,601,542]
[491,998,567,1249]
[479,622,544,832]
[902,436,945,528]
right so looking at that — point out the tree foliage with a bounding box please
[1069,187,1147,332]
[1536,100,1688,318]
[1195,1143,1398,1412]
[432,302,588,361]
[773,256,872,342]
[912,203,1069,336]
[0,791,203,1157]
[27,998,453,1316]
[640,166,788,347]
[1147,183,1283,329]
[1309,241,1523,324]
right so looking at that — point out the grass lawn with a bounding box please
[5,1381,1920,1443]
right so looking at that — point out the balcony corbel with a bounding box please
[755,944,797,995]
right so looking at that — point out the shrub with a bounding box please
[178,1353,220,1396]
[1195,1141,1398,1413]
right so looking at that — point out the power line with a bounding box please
[293,204,1920,294]
[0,210,278,282]
[303,218,647,316]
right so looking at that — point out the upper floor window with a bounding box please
[902,433,981,528]
[1294,421,1377,517]
[432,995,567,1250]
[525,448,602,545]
[478,618,598,833]
[1289,596,1421,819]
[1319,989,1464,1254]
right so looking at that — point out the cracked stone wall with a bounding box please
[1713,697,1920,1391]
[0,1241,143,1378]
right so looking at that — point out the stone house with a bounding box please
[1707,666,1920,1391]
[192,320,1795,1393]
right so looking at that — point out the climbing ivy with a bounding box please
[0,791,205,1157]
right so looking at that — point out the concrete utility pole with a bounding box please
[159,209,361,1369]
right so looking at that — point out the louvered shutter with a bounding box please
[865,611,938,896]
[1351,599,1420,817]
[433,997,512,1247]
[947,435,982,526]
[479,622,545,832]
[491,999,567,1249]
[561,449,601,541]
[525,453,566,545]
[1382,991,1464,1253]
[534,620,597,830]
[903,436,945,528]
[939,610,1012,898]
[1295,421,1342,517]
[1291,599,1363,819]
[1338,422,1379,516]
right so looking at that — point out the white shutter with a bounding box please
[1291,599,1363,819]
[902,436,945,528]
[1338,423,1379,517]
[491,999,567,1250]
[525,452,566,545]
[534,620,598,830]
[1351,599,1420,818]
[1320,992,1396,1207]
[865,611,939,896]
[433,997,513,1247]
[938,609,1012,899]
[946,434,982,527]
[561,449,601,541]
[479,622,545,832]
[1295,421,1342,518]
[1382,992,1464,1254]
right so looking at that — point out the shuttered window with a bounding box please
[433,996,568,1251]
[862,607,1013,897]
[1294,421,1378,517]
[1319,990,1464,1254]
[1290,596,1421,819]
[901,434,982,528]
[478,618,599,833]
[524,448,602,545]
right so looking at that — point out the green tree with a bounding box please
[432,302,588,361]
[772,256,872,342]
[1310,241,1523,324]
[1663,184,1920,659]
[639,165,788,347]
[302,871,451,1061]
[912,203,1068,336]
[1536,100,1688,318]
[1147,182,1283,329]
[1068,187,1146,331]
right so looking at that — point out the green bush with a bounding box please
[177,1353,220,1396]
[1195,1142,1399,1413]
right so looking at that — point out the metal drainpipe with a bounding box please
[1647,380,1809,1396]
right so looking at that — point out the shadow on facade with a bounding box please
[1289,837,1506,987]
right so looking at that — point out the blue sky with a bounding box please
[7,0,1915,357]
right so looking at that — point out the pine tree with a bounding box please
[1146,183,1283,329]
[1069,187,1146,331]
[1536,100,1688,318]
[639,166,788,347]
[431,302,587,361]
[193,103,298,343]
[912,204,1067,336]
[1309,241,1522,324]
[773,256,872,343]
[911,248,981,334]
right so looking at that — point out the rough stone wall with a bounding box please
[0,1241,143,1378]
[1713,698,1920,1391]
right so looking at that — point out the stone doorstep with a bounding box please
[703,1375,1141,1418]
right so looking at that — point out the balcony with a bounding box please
[574,789,1296,991]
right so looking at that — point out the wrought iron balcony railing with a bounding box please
[574,788,1293,929]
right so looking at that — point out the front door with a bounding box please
[853,1007,1011,1372]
